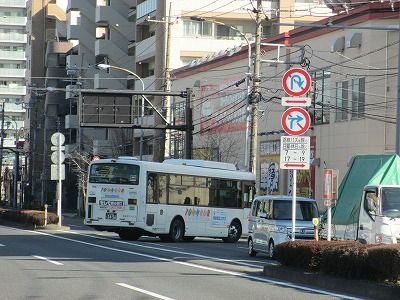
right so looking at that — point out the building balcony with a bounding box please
[0,16,27,26]
[66,54,82,69]
[94,72,126,90]
[65,115,79,129]
[0,33,27,43]
[137,0,156,21]
[46,3,66,22]
[136,35,156,62]
[0,50,26,60]
[0,0,26,8]
[0,68,25,78]
[4,102,24,112]
[0,85,26,95]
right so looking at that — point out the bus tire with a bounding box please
[168,218,184,242]
[118,229,141,241]
[222,220,242,243]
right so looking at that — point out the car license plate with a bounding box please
[106,212,117,220]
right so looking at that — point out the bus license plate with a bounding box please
[105,213,117,220]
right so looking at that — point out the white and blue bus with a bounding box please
[85,157,255,242]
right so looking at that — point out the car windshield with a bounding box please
[273,200,319,221]
[89,163,139,185]
[381,187,400,218]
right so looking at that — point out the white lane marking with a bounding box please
[116,283,176,300]
[32,255,64,266]
[27,229,360,299]
[59,230,270,268]
[0,243,5,246]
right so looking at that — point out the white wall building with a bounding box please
[171,3,399,207]
[0,0,27,203]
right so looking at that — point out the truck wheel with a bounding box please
[222,220,242,243]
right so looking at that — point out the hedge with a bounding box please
[275,240,400,282]
[0,208,59,226]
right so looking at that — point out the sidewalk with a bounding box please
[263,264,400,300]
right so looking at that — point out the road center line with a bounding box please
[26,229,360,299]
[116,283,176,300]
[32,255,64,266]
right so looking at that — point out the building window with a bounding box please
[335,80,348,121]
[351,77,365,119]
[183,20,212,37]
[312,70,330,125]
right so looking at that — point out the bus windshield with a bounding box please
[89,163,140,185]
[381,187,400,218]
[273,200,319,221]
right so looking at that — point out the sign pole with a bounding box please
[292,169,297,241]
[58,133,62,227]
[327,205,332,241]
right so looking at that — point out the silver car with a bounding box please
[248,195,319,258]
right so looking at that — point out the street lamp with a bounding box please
[189,17,253,169]
[97,64,146,160]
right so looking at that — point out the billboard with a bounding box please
[80,93,135,127]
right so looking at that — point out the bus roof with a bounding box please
[90,158,255,181]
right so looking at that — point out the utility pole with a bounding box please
[0,102,4,203]
[249,0,262,177]
[185,88,193,159]
[164,2,173,159]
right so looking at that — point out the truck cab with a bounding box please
[358,185,400,244]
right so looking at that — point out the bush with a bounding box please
[275,240,359,271]
[275,240,400,282]
[367,244,400,282]
[0,208,58,226]
[320,242,372,279]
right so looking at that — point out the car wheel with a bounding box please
[248,238,256,257]
[222,220,242,243]
[268,240,275,259]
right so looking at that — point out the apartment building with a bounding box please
[171,3,399,207]
[0,0,27,204]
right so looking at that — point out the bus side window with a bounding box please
[147,173,156,203]
[158,174,167,204]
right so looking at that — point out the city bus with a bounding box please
[84,157,256,243]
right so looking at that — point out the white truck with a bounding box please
[325,154,400,244]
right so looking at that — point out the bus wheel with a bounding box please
[222,220,242,243]
[169,218,184,242]
[118,229,141,241]
[183,236,195,242]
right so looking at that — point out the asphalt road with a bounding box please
[0,216,363,300]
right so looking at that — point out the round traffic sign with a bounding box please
[51,151,65,164]
[281,107,311,136]
[51,132,65,146]
[282,68,312,97]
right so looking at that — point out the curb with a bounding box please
[263,264,400,300]
[0,219,70,231]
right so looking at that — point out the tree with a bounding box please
[193,132,242,166]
